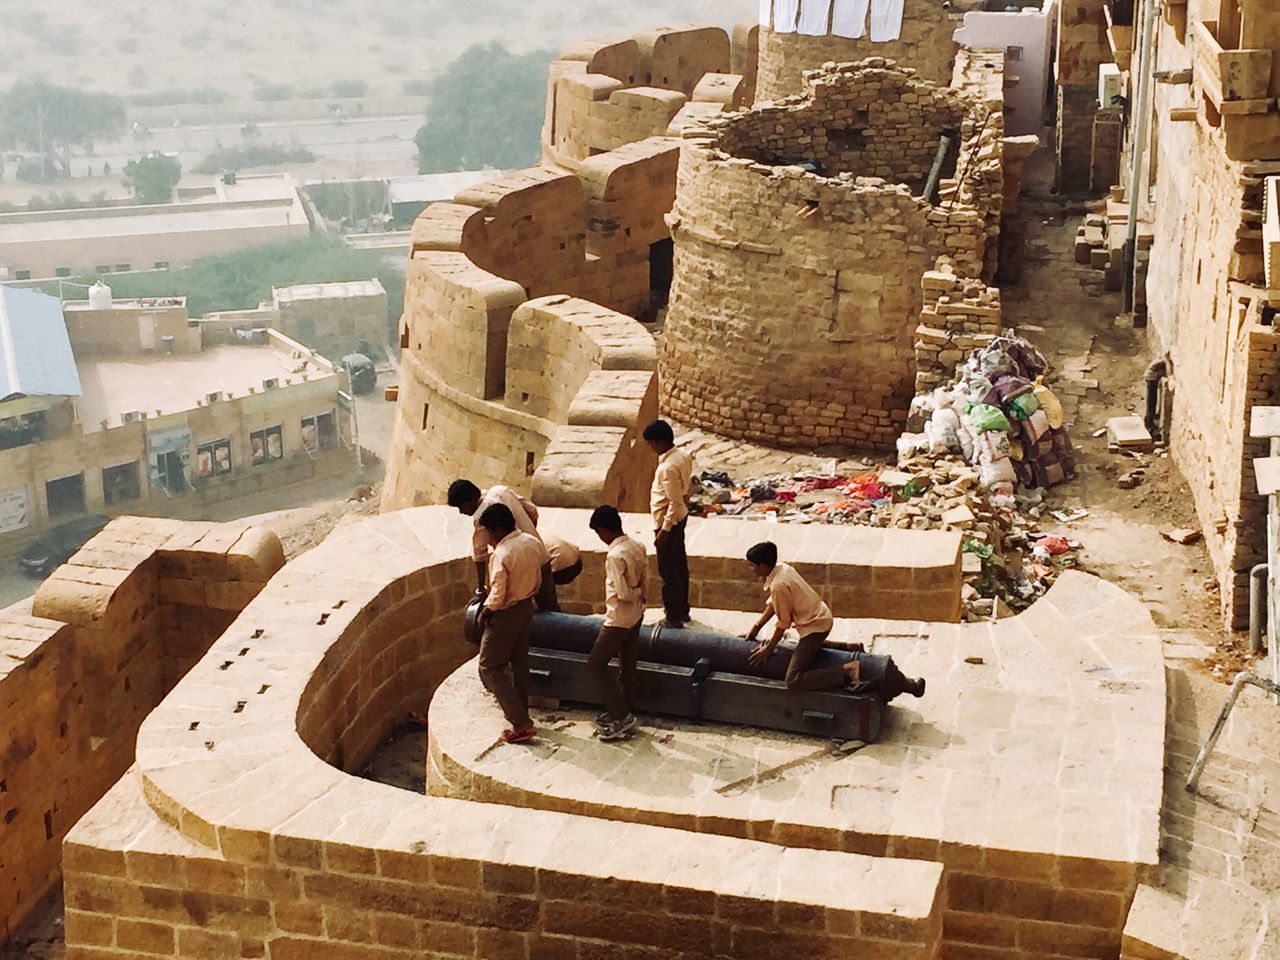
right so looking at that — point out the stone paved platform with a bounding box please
[430,572,1167,957]
[53,508,1165,960]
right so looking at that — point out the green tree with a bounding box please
[0,79,126,179]
[415,43,553,174]
[123,152,182,203]
[40,237,405,350]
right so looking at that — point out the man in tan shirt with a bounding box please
[477,503,544,744]
[546,533,583,586]
[743,541,855,690]
[447,478,558,611]
[587,505,647,741]
[643,419,692,627]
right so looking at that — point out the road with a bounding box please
[70,115,422,178]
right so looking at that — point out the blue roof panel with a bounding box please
[0,287,82,401]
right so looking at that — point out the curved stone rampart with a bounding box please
[60,509,1162,959]
[541,23,758,169]
[382,139,678,514]
[660,54,1005,451]
[62,508,976,958]
[755,0,965,99]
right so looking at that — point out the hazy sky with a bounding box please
[0,0,759,97]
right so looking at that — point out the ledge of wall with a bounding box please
[383,136,677,515]
[0,517,282,945]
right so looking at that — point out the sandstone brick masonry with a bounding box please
[0,517,283,945]
[754,3,963,101]
[56,508,1159,960]
[661,54,1005,451]
[62,509,967,960]
[431,567,1166,960]
[1055,0,1109,194]
[914,259,1003,395]
[1145,9,1280,628]
[381,137,678,514]
[542,24,757,169]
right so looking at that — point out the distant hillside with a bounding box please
[0,0,754,103]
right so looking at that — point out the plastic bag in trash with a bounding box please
[969,404,1012,434]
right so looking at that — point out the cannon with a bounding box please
[463,602,924,742]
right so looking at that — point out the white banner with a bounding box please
[0,488,29,534]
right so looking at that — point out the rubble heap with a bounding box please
[689,331,1082,620]
[914,260,1003,395]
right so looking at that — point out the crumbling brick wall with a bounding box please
[914,260,1002,395]
[0,517,282,946]
[660,56,1004,451]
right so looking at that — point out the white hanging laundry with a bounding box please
[868,0,904,41]
[798,0,834,36]
[831,0,869,39]
[773,0,801,33]
[759,0,774,27]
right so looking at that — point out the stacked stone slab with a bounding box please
[915,259,1003,394]
[0,517,283,946]
[661,54,1006,452]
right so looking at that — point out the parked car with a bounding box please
[343,353,377,395]
[18,515,111,578]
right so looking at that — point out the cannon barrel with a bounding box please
[463,600,858,680]
[462,600,903,742]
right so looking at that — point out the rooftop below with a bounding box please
[75,341,334,432]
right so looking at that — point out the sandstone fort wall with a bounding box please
[541,24,755,170]
[61,510,959,960]
[754,0,966,101]
[660,53,1006,451]
[381,133,681,514]
[0,518,283,944]
[1145,13,1280,628]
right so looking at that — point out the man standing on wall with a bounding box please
[588,505,647,742]
[643,420,693,627]
[476,503,542,744]
[447,479,559,611]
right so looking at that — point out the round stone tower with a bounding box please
[660,59,1002,451]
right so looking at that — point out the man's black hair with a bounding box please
[478,503,517,535]
[589,505,623,532]
[642,419,675,444]
[446,478,481,508]
[746,541,779,568]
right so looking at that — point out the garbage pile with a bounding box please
[688,336,1084,620]
[689,458,1083,620]
[901,335,1076,494]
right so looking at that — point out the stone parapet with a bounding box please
[540,23,755,169]
[0,517,282,946]
[62,508,977,959]
[754,1,963,100]
[59,507,1159,960]
[383,139,676,515]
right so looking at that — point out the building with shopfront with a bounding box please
[0,286,354,554]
